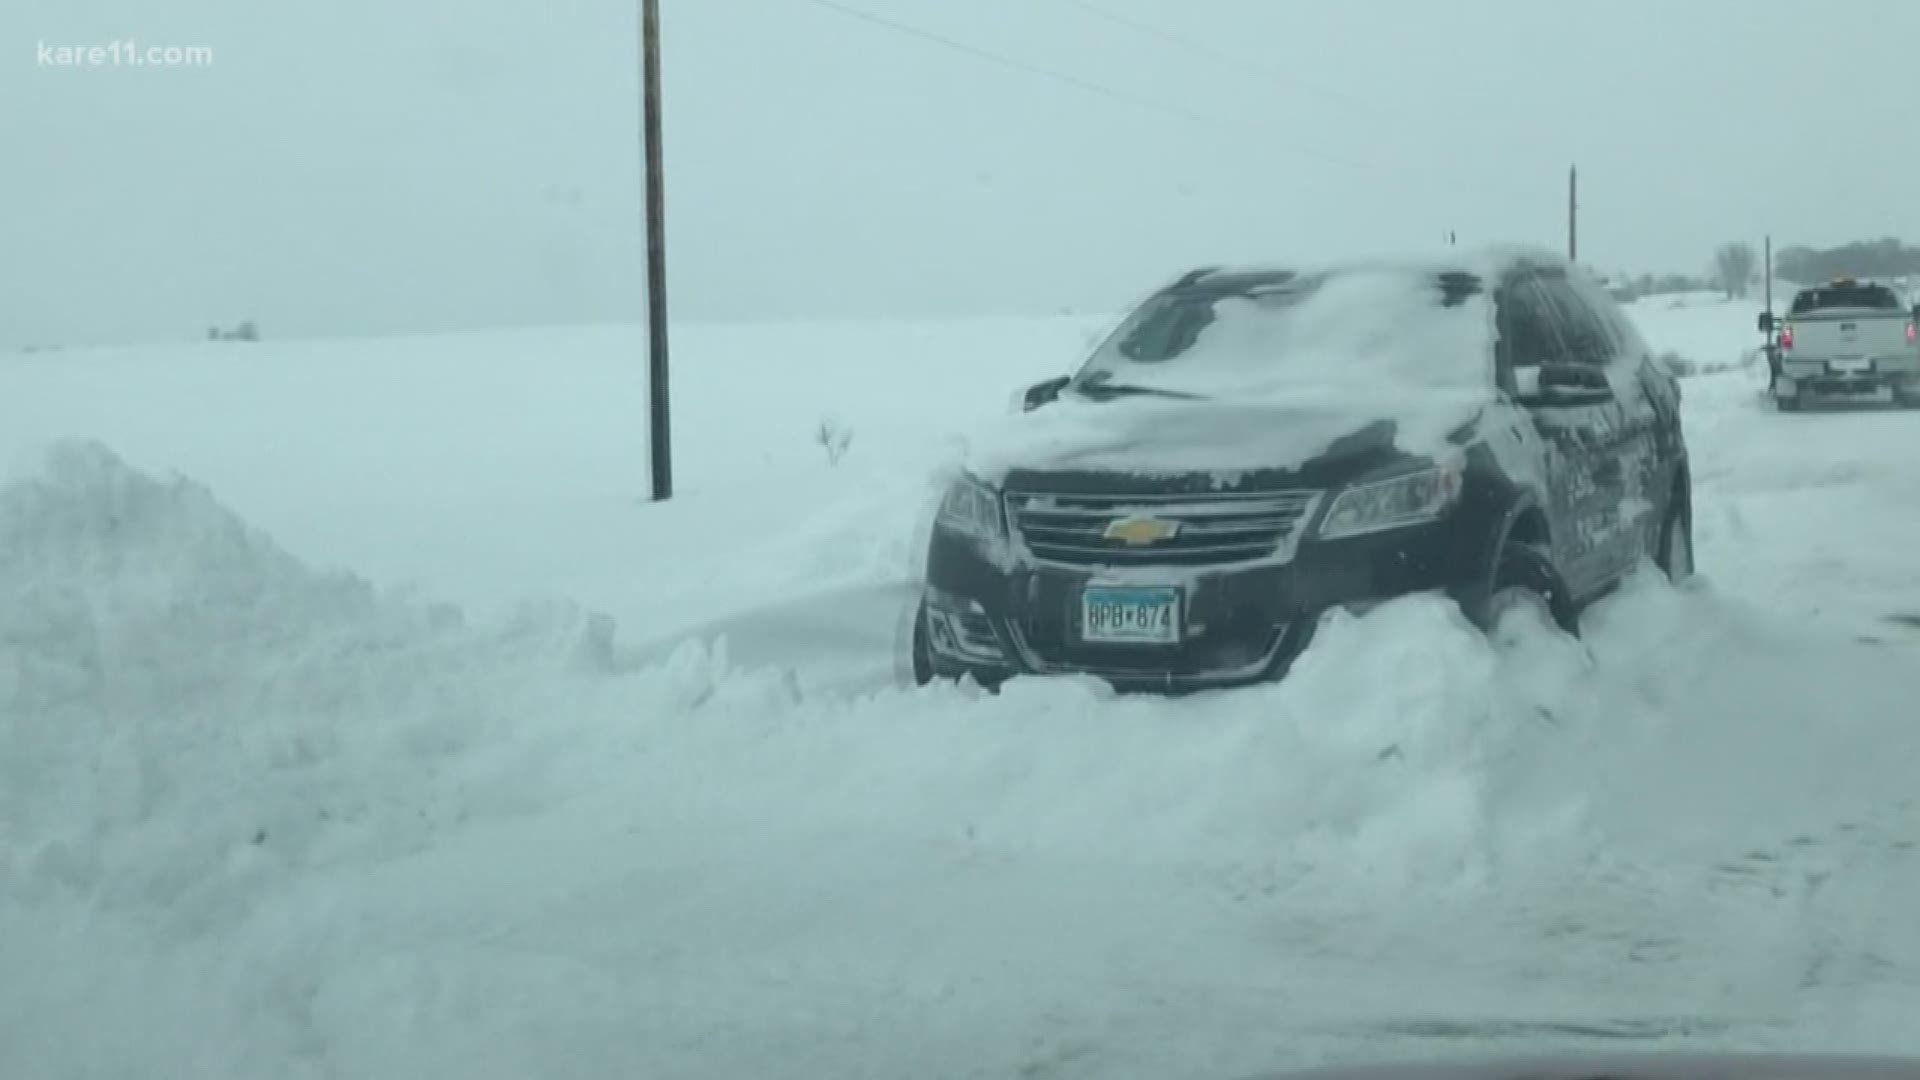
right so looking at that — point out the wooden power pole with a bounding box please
[1567,165,1578,264]
[642,0,673,501]
[1764,234,1773,314]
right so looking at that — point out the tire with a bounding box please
[1655,487,1694,584]
[910,602,935,685]
[1468,540,1579,637]
[1776,393,1801,413]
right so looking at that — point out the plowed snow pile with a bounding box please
[6,441,1920,1079]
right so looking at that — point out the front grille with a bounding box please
[1003,488,1321,567]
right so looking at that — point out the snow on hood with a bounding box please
[957,387,1490,486]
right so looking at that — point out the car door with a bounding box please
[1496,270,1626,597]
[1578,275,1684,569]
[1530,271,1650,582]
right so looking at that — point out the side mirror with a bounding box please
[1515,362,1613,406]
[1757,311,1775,333]
[1020,375,1071,412]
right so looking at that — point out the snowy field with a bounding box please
[7,295,1920,1079]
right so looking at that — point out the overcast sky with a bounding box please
[7,0,1920,347]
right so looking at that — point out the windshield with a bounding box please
[1073,268,1493,400]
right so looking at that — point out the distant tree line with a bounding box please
[207,319,260,342]
[1599,236,1920,307]
[1775,239,1920,285]
[1600,272,1716,303]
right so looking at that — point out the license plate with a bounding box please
[1830,357,1872,374]
[1080,586,1180,645]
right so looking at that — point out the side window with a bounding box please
[1566,270,1647,360]
[1497,275,1568,372]
[1533,274,1617,368]
[1601,304,1647,360]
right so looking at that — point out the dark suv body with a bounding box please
[912,250,1692,693]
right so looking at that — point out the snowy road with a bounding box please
[1684,369,1920,643]
[7,303,1920,1079]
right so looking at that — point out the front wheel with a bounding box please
[910,602,934,685]
[1467,541,1579,638]
[1655,493,1694,584]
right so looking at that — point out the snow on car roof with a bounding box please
[1195,244,1573,287]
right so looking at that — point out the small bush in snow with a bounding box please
[815,416,853,466]
[1656,351,1696,378]
[1655,349,1757,380]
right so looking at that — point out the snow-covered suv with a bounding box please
[912,249,1692,693]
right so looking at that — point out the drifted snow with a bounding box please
[4,302,1920,1078]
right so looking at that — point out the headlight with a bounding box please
[936,477,1006,543]
[1317,464,1463,540]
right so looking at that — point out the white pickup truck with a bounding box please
[1760,278,1920,410]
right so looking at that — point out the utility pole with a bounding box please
[1764,234,1773,314]
[1567,165,1578,265]
[642,0,673,501]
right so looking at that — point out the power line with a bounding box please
[1045,0,1555,204]
[792,0,1569,233]
[1048,0,1387,120]
[797,0,1208,127]
[794,0,1381,174]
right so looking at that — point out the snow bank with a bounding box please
[0,442,806,1076]
[0,442,620,906]
[1627,293,1768,378]
[12,442,1920,1079]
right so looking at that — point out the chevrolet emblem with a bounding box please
[1102,515,1181,545]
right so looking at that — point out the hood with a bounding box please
[961,390,1488,492]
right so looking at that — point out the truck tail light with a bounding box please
[1907,321,1915,344]
[1781,324,1795,350]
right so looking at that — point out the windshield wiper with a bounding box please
[1070,374,1204,401]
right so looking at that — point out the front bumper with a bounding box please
[921,513,1479,694]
